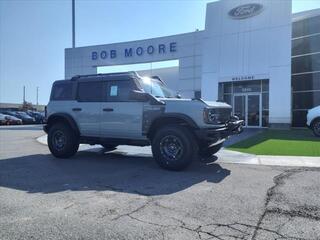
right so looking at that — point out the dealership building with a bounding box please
[65,0,320,128]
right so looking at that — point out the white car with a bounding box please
[307,106,320,137]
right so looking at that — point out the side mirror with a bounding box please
[129,90,149,101]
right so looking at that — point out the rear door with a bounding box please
[100,79,145,139]
[71,80,103,137]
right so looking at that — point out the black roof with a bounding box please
[70,71,139,81]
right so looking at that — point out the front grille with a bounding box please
[215,108,232,123]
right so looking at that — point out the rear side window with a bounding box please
[51,82,73,100]
[106,80,134,102]
[77,81,103,102]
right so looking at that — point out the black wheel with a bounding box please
[101,143,118,151]
[312,119,320,137]
[151,125,197,171]
[199,142,223,159]
[48,123,79,158]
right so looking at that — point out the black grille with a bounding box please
[215,108,232,123]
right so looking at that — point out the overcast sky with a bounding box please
[1,0,319,105]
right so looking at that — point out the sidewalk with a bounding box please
[216,149,320,167]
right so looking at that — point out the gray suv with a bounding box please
[44,72,243,170]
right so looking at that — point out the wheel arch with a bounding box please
[147,113,199,139]
[46,113,80,136]
[311,116,320,127]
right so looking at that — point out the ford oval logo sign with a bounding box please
[229,3,263,19]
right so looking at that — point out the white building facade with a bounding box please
[65,0,320,128]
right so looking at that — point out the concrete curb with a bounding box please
[37,135,320,168]
[216,150,320,167]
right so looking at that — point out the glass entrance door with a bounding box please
[234,95,246,123]
[234,94,261,127]
[247,95,260,127]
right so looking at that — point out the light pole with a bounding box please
[72,0,75,48]
[23,86,26,103]
[36,87,39,109]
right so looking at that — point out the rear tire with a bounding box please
[199,142,223,159]
[151,125,197,171]
[312,119,320,137]
[48,123,79,158]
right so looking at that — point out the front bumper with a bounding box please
[22,119,36,124]
[194,120,244,142]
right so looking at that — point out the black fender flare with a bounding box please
[146,113,199,138]
[45,113,80,135]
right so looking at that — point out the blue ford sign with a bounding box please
[229,3,263,19]
[91,42,177,61]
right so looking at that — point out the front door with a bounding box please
[100,80,145,139]
[234,94,261,127]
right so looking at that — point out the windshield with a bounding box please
[139,77,176,98]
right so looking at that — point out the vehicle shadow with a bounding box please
[0,149,230,196]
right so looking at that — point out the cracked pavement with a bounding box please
[0,126,320,240]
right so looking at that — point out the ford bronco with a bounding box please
[44,72,243,170]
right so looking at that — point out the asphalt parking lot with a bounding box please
[0,125,320,240]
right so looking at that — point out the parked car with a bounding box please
[0,113,8,125]
[44,71,243,171]
[4,114,22,125]
[307,105,320,137]
[0,111,17,120]
[15,111,36,124]
[1,111,35,124]
[27,111,46,124]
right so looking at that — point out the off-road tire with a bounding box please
[312,119,320,137]
[199,142,223,159]
[48,123,79,158]
[151,125,197,171]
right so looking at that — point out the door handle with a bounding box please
[72,108,82,111]
[103,108,114,112]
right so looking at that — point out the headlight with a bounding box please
[203,108,220,124]
[203,107,232,124]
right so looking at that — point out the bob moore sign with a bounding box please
[229,3,263,19]
[91,42,177,61]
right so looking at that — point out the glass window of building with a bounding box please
[292,14,320,127]
[292,15,320,38]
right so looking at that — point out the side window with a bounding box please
[77,81,103,102]
[106,80,134,102]
[50,82,74,101]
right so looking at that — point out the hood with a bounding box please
[159,98,231,108]
[201,100,232,108]
[309,105,320,112]
[7,115,21,121]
